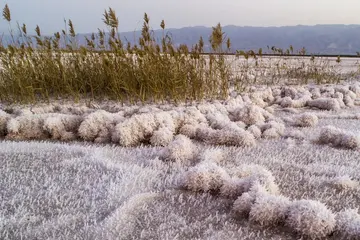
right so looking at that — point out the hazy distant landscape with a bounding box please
[112,24,360,55]
[2,24,360,54]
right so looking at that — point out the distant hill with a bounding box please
[109,24,360,55]
[2,24,360,54]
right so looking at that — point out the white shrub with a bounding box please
[310,87,321,99]
[78,110,123,143]
[330,175,359,191]
[335,209,360,239]
[282,108,300,114]
[332,92,346,108]
[272,87,281,97]
[43,114,83,141]
[159,135,196,164]
[344,95,355,107]
[150,127,174,146]
[281,86,297,99]
[232,183,268,216]
[293,113,319,127]
[231,104,271,125]
[178,123,200,139]
[318,126,360,149]
[113,111,175,146]
[198,148,225,164]
[247,125,262,139]
[260,121,285,139]
[349,84,360,97]
[0,110,11,136]
[280,95,311,108]
[6,115,48,140]
[286,200,336,239]
[249,194,291,226]
[230,164,279,195]
[113,113,156,146]
[262,128,281,139]
[196,126,256,147]
[284,129,305,140]
[180,161,230,192]
[307,98,341,111]
[224,96,244,112]
[233,192,255,216]
[264,106,275,114]
[206,112,234,130]
[57,105,92,115]
[220,177,249,198]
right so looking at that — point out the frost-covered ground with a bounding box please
[1,81,360,239]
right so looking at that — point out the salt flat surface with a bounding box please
[1,82,360,239]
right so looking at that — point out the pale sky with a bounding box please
[1,0,359,34]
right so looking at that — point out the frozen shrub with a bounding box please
[281,86,297,99]
[232,183,268,216]
[150,127,174,146]
[198,148,225,164]
[197,103,219,115]
[206,112,232,130]
[57,105,92,115]
[6,114,48,140]
[310,87,321,99]
[293,113,319,127]
[0,110,11,136]
[284,129,305,140]
[280,97,293,108]
[229,164,279,195]
[249,92,267,108]
[43,114,83,141]
[307,98,341,111]
[231,105,271,125]
[114,113,154,146]
[262,128,281,139]
[159,135,196,164]
[78,110,124,143]
[264,106,275,114]
[280,95,311,108]
[224,96,244,112]
[220,177,248,198]
[178,123,200,139]
[137,106,161,114]
[343,95,355,107]
[332,92,346,108]
[180,161,230,192]
[349,84,360,97]
[249,194,291,226]
[182,107,207,126]
[318,126,360,149]
[286,200,336,239]
[27,105,57,114]
[335,209,360,239]
[196,126,256,147]
[247,125,261,139]
[113,111,175,146]
[260,121,285,139]
[330,176,359,191]
[282,108,299,114]
[233,192,254,216]
[320,86,335,95]
[272,88,281,97]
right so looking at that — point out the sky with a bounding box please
[1,0,359,34]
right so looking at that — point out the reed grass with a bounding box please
[0,6,233,104]
[0,5,356,104]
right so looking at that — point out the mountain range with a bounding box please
[113,24,360,55]
[2,24,360,54]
